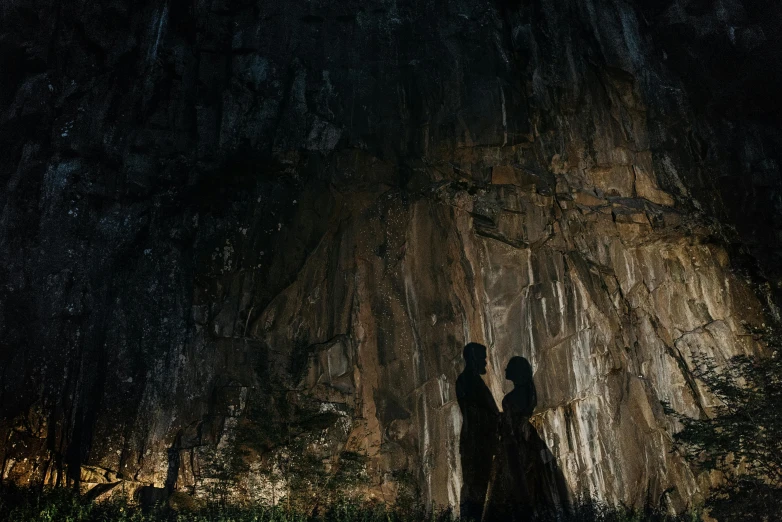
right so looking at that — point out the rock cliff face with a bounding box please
[2,0,781,514]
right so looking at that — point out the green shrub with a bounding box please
[0,484,700,522]
[664,323,782,521]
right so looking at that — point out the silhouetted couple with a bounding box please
[456,343,569,522]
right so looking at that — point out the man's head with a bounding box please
[463,342,488,375]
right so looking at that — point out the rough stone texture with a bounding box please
[1,0,781,514]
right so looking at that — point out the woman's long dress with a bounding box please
[482,390,570,521]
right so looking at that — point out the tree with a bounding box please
[665,324,782,521]
[235,385,370,513]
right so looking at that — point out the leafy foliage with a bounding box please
[664,324,782,520]
[568,498,700,522]
[198,433,251,506]
[233,382,368,512]
[0,485,700,522]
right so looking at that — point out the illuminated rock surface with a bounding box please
[1,0,781,514]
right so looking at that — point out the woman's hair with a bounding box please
[505,356,537,415]
[506,356,533,386]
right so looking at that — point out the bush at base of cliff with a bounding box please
[0,485,702,522]
[705,480,782,522]
[665,324,782,521]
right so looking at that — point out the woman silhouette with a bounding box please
[483,357,570,522]
[502,356,537,416]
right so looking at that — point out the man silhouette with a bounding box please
[456,342,499,521]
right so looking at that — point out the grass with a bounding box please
[0,485,701,522]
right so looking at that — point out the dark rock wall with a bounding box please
[1,0,780,512]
